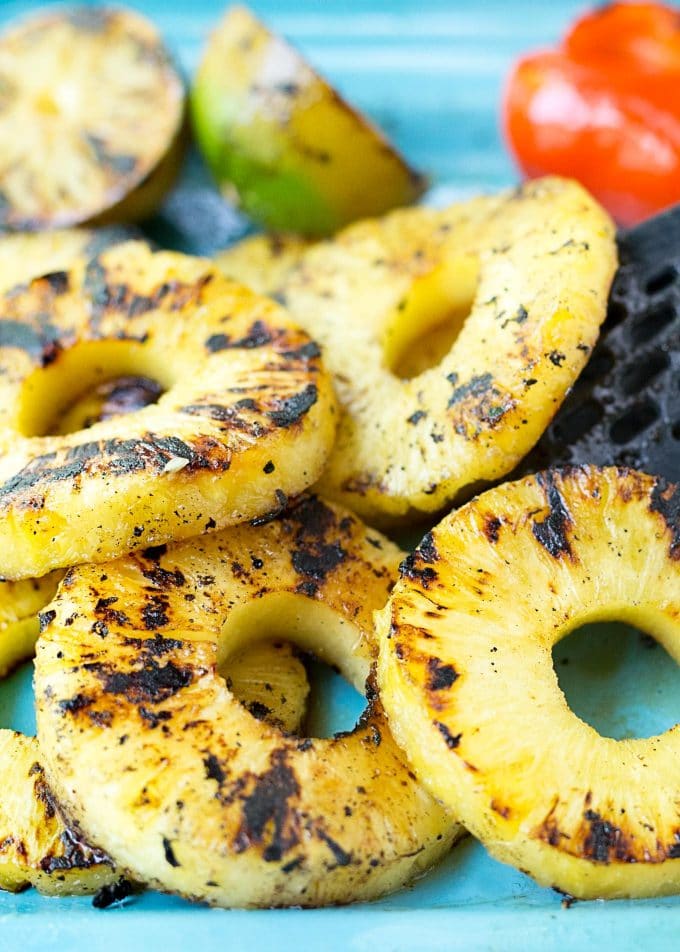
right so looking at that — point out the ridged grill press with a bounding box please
[526,204,680,481]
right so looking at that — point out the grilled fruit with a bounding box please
[0,648,309,896]
[35,496,459,908]
[224,641,309,734]
[377,467,680,899]
[0,226,144,296]
[0,241,336,579]
[0,730,116,895]
[0,7,185,230]
[216,234,311,297]
[191,5,424,236]
[273,177,617,523]
[0,574,61,678]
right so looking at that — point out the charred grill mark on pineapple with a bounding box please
[233,750,301,862]
[426,657,458,691]
[418,532,439,564]
[533,803,680,865]
[649,477,680,561]
[205,320,273,352]
[0,433,233,506]
[434,721,461,749]
[83,257,214,331]
[87,657,194,705]
[532,471,575,561]
[268,384,318,428]
[0,318,65,367]
[482,515,502,543]
[399,553,438,589]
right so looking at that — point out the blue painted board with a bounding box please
[0,1,679,949]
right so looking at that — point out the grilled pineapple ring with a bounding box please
[0,644,306,897]
[0,241,336,579]
[0,226,145,296]
[0,730,117,895]
[35,496,458,908]
[377,466,680,899]
[0,7,185,229]
[273,177,616,523]
[0,573,61,678]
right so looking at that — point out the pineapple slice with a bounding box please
[0,7,185,229]
[377,466,680,899]
[224,640,309,734]
[0,573,61,678]
[0,226,144,296]
[0,730,117,895]
[215,234,311,297]
[272,177,616,523]
[0,647,310,895]
[0,241,336,579]
[35,496,459,908]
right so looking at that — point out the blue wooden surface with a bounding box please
[1,1,680,948]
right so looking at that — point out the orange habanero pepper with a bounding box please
[503,2,680,226]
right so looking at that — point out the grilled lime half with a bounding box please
[191,5,425,236]
[0,6,185,230]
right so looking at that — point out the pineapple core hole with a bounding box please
[0,661,35,736]
[17,341,168,437]
[553,622,680,741]
[383,255,479,380]
[217,594,369,738]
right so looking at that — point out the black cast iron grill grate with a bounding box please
[524,204,680,482]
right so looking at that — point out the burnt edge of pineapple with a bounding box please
[522,205,680,481]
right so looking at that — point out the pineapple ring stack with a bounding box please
[248,177,617,524]
[377,466,680,899]
[34,496,459,908]
[0,240,336,579]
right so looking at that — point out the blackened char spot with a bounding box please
[287,495,335,537]
[400,553,437,589]
[447,372,493,408]
[292,542,346,580]
[94,659,192,703]
[122,633,183,656]
[92,877,138,909]
[649,478,680,560]
[0,435,210,503]
[163,837,180,867]
[40,827,112,875]
[0,320,63,367]
[142,562,186,589]
[316,829,353,867]
[483,515,502,543]
[532,472,574,560]
[418,532,439,563]
[59,693,93,714]
[435,721,461,749]
[268,384,318,427]
[582,810,629,863]
[282,341,321,361]
[139,707,172,728]
[204,754,225,784]
[205,320,273,352]
[38,609,56,632]
[246,700,271,721]
[141,596,170,630]
[427,658,458,691]
[234,750,300,862]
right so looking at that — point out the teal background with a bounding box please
[1,1,679,948]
